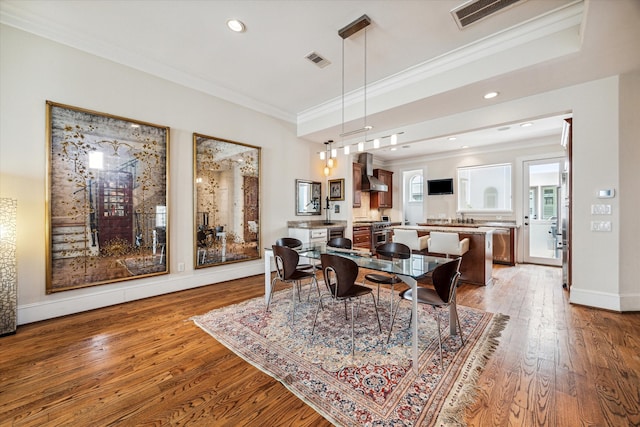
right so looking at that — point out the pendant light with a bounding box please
[338,15,372,155]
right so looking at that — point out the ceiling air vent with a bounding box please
[305,51,331,68]
[451,0,526,29]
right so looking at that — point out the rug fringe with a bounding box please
[435,313,510,426]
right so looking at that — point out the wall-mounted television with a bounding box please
[427,178,454,195]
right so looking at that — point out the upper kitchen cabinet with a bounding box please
[353,162,362,208]
[371,169,393,208]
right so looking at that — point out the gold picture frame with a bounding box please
[193,133,261,268]
[328,178,345,201]
[46,101,169,293]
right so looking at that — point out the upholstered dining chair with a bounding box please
[275,237,314,271]
[427,232,469,258]
[363,242,412,317]
[267,245,322,327]
[392,229,429,252]
[387,257,464,369]
[312,253,382,356]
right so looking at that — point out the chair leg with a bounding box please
[311,294,327,336]
[454,305,464,346]
[266,277,278,312]
[386,296,403,344]
[350,300,355,356]
[290,281,297,328]
[371,293,382,333]
[313,277,323,310]
[435,311,443,370]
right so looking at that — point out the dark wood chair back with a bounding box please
[327,237,352,249]
[320,253,359,298]
[432,257,462,303]
[272,245,300,281]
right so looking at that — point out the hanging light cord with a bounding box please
[363,26,367,131]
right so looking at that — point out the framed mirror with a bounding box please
[194,133,260,268]
[296,179,321,215]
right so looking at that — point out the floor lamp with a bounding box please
[1,198,17,336]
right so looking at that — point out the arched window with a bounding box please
[410,175,423,202]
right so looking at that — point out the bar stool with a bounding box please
[427,232,469,258]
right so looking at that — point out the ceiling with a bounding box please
[2,0,639,160]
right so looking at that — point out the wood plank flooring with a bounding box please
[1,264,638,426]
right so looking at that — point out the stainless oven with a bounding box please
[371,222,391,249]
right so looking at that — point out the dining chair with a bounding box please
[387,257,464,369]
[327,237,353,249]
[275,237,314,271]
[363,242,411,315]
[312,253,382,356]
[267,245,322,327]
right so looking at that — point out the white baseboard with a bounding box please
[17,262,265,325]
[569,287,640,312]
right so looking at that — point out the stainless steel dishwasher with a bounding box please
[492,228,512,264]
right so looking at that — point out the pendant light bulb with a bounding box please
[323,165,330,176]
[327,158,334,168]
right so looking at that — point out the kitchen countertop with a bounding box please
[393,225,496,235]
[287,220,347,229]
[418,221,519,228]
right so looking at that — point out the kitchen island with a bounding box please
[391,225,494,285]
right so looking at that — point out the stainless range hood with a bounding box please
[358,153,388,192]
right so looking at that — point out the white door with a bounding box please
[402,169,424,225]
[523,158,564,266]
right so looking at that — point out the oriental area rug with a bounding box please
[191,286,508,426]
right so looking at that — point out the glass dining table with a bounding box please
[264,243,457,374]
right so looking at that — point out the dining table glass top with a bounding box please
[271,243,452,280]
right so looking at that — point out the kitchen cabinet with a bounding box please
[352,162,362,208]
[370,169,393,208]
[353,225,371,250]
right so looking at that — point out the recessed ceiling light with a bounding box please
[520,122,533,127]
[448,136,457,141]
[226,19,246,33]
[483,91,499,99]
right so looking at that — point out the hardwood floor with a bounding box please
[1,264,638,426]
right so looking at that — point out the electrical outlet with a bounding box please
[178,262,185,272]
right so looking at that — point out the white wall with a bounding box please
[0,25,321,324]
[618,71,640,311]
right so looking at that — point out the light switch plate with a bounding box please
[591,221,612,232]
[591,204,612,215]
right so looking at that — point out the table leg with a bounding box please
[398,274,419,375]
[264,249,273,304]
[397,274,457,374]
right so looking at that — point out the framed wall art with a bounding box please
[328,178,345,201]
[46,101,169,293]
[193,133,261,268]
